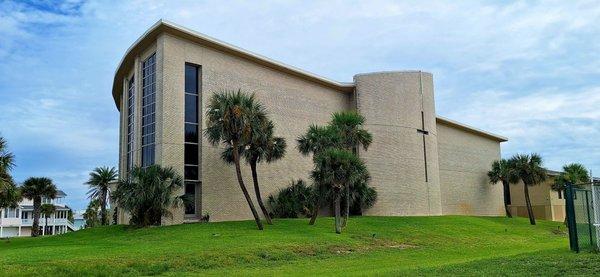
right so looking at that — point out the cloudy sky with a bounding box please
[1,0,599,210]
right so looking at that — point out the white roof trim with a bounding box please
[436,116,508,142]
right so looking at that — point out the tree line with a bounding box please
[488,154,592,225]
[103,90,376,234]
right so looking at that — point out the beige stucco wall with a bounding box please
[436,121,505,216]
[355,72,442,216]
[160,33,351,222]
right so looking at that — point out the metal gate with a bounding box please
[565,182,600,252]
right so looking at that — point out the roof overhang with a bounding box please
[111,19,355,110]
[436,116,508,142]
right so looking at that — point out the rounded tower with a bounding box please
[354,71,442,216]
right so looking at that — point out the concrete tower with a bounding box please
[354,71,442,216]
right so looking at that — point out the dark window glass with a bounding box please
[184,166,198,180]
[141,53,156,167]
[126,76,135,172]
[185,124,198,142]
[185,65,198,94]
[185,182,196,215]
[185,144,199,165]
[185,94,198,123]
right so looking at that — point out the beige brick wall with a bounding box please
[436,121,505,216]
[355,72,442,216]
[160,33,351,222]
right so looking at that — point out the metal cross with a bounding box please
[417,111,429,182]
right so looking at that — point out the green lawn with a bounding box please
[0,216,597,276]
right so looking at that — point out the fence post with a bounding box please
[585,191,594,248]
[565,182,579,252]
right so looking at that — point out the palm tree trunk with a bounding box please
[342,186,350,227]
[250,158,273,225]
[309,199,319,225]
[502,180,512,218]
[524,183,536,225]
[100,189,107,226]
[232,142,264,230]
[334,190,342,234]
[32,198,41,237]
[45,216,48,235]
[344,147,358,227]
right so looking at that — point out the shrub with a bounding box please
[267,180,313,218]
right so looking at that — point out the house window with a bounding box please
[3,208,17,218]
[558,190,563,199]
[141,53,156,167]
[184,63,200,215]
[126,75,135,172]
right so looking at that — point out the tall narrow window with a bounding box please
[184,63,200,215]
[126,76,135,172]
[141,53,156,167]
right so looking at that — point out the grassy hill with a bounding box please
[0,216,597,276]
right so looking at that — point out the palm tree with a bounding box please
[0,136,15,183]
[312,148,367,234]
[349,176,377,215]
[85,167,118,226]
[0,136,20,209]
[330,111,372,226]
[21,177,57,237]
[487,159,514,218]
[552,163,590,192]
[223,119,286,225]
[40,204,56,235]
[204,90,266,230]
[83,199,101,228]
[297,124,342,225]
[112,165,183,227]
[508,154,547,225]
[297,125,342,156]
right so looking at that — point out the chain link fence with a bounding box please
[566,182,600,252]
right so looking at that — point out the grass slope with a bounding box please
[0,216,596,276]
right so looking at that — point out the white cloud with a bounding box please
[1,0,599,209]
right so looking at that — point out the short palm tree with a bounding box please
[312,148,367,234]
[113,165,183,227]
[349,175,377,215]
[508,153,547,225]
[223,119,286,225]
[204,90,266,230]
[330,111,372,226]
[21,177,57,237]
[488,159,514,218]
[83,199,101,228]
[40,204,56,235]
[297,124,342,225]
[85,166,118,226]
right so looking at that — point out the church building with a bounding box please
[112,20,508,224]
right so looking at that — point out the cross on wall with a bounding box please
[417,111,429,182]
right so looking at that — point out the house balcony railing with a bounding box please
[21,218,70,226]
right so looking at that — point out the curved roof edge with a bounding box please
[111,20,507,143]
[111,19,355,109]
[436,116,508,142]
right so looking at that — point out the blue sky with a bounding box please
[1,0,599,211]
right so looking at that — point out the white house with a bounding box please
[0,190,75,238]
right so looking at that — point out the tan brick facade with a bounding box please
[113,20,508,224]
